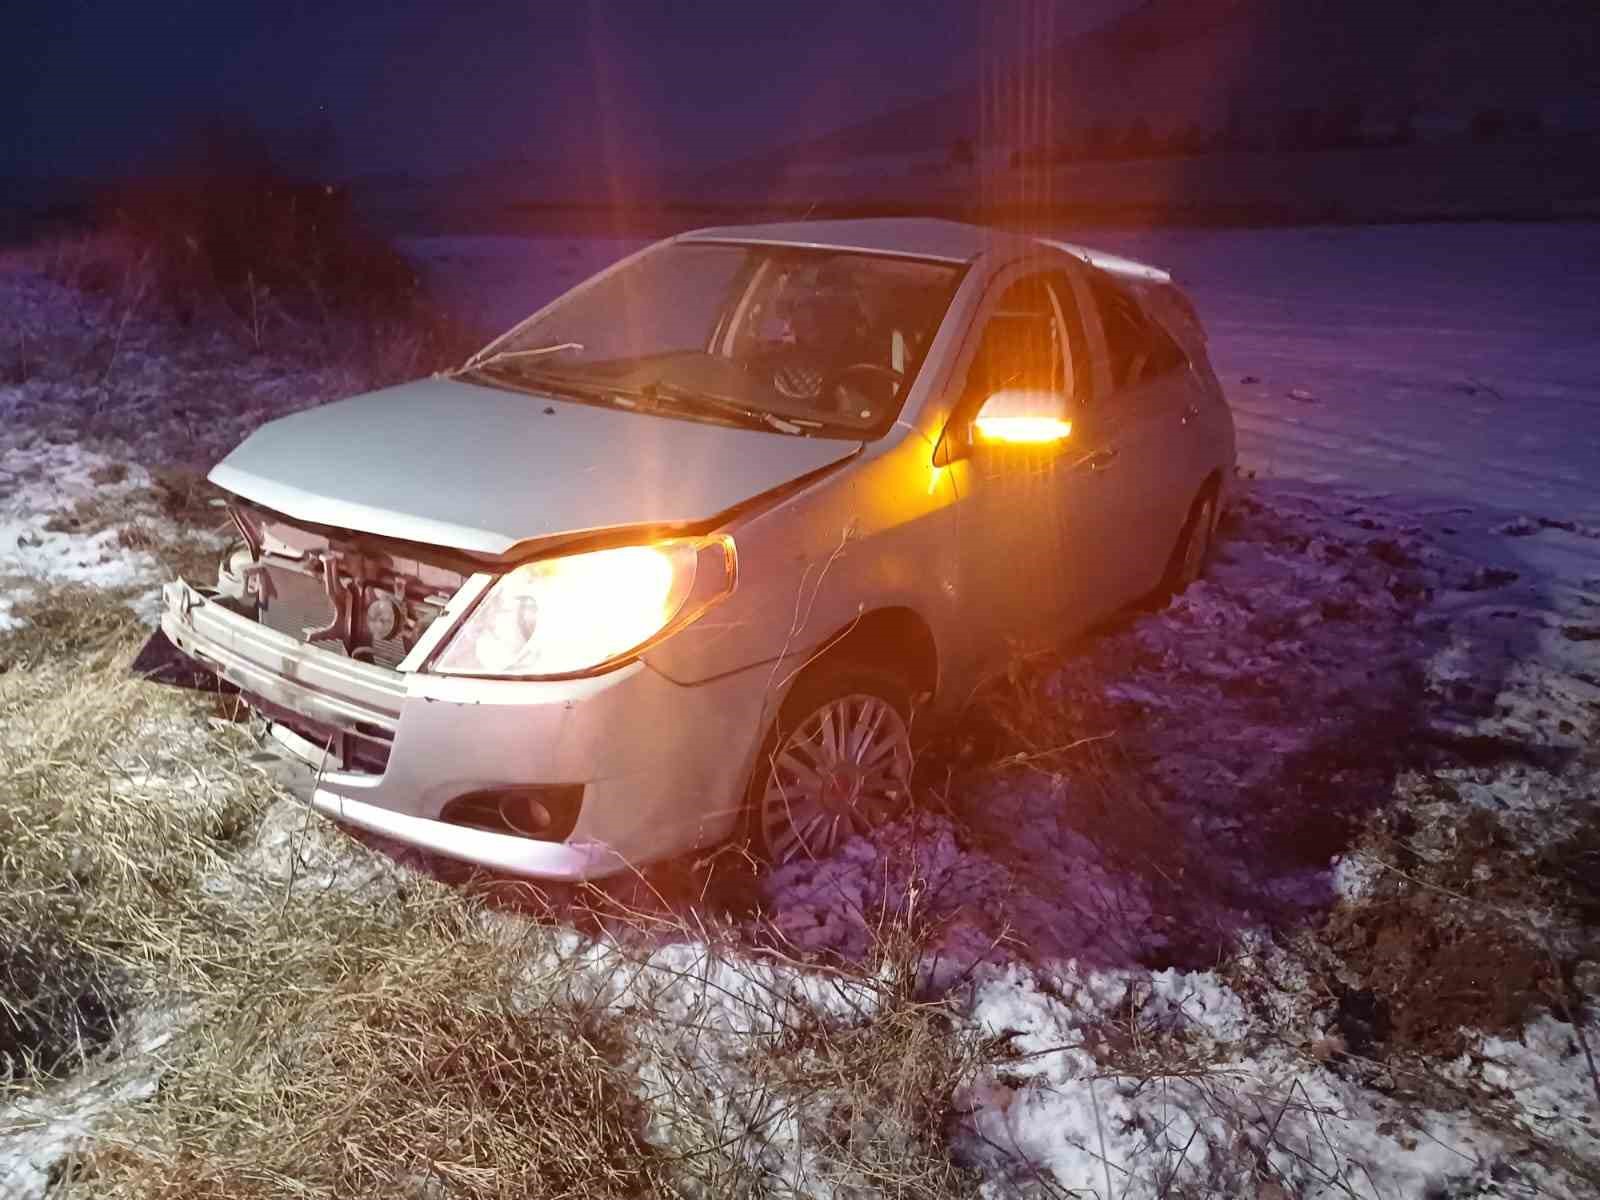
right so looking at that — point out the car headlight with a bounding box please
[431,536,736,678]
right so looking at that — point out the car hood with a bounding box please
[209,377,861,558]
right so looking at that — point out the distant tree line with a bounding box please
[990,104,1549,168]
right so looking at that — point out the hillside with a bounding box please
[776,0,1600,161]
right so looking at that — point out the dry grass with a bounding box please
[6,229,476,481]
[0,584,989,1197]
[105,934,671,1200]
[0,590,271,1082]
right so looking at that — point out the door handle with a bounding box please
[1085,447,1119,472]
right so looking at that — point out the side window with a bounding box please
[1086,271,1187,391]
[967,275,1066,401]
[1045,271,1091,405]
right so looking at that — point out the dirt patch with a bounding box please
[0,925,126,1086]
[1541,814,1600,938]
[0,582,145,668]
[1320,804,1586,1059]
[1326,890,1557,1057]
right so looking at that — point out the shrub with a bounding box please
[97,122,420,329]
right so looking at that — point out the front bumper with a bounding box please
[158,579,771,879]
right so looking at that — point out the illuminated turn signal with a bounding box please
[974,416,1073,444]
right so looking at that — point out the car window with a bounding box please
[967,275,1069,402]
[1045,271,1091,404]
[527,244,749,362]
[475,242,963,439]
[1086,270,1187,392]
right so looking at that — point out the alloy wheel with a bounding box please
[759,692,912,864]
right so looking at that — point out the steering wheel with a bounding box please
[817,362,906,415]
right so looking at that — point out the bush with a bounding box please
[97,122,420,328]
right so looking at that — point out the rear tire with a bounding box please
[1159,488,1218,600]
[744,661,914,866]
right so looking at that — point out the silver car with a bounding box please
[147,219,1234,880]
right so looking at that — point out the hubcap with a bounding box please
[760,693,912,864]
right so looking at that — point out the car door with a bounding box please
[1069,269,1203,610]
[940,268,1100,662]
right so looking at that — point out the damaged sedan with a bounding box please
[142,218,1235,880]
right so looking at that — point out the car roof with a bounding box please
[679,218,1005,264]
[677,218,1172,284]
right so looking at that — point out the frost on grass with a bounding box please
[953,959,1536,1199]
[0,440,162,631]
[0,239,422,638]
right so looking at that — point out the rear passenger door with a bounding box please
[1072,269,1203,606]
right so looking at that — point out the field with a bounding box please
[2,223,1598,1198]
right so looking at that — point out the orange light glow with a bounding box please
[974,416,1073,444]
[434,543,695,676]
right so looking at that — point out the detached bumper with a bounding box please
[157,579,769,879]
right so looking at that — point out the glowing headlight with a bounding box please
[431,537,736,678]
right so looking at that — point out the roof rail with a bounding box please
[1036,239,1173,285]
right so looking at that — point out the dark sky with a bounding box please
[7,1,1135,181]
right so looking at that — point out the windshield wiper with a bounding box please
[459,363,636,410]
[454,341,585,375]
[641,380,807,435]
[455,359,812,436]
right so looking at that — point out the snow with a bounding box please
[0,438,161,628]
[954,957,1594,1199]
[0,1007,185,1200]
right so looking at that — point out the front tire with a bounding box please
[746,662,914,865]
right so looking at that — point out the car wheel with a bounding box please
[747,662,915,866]
[1164,489,1218,597]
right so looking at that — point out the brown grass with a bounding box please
[1,587,989,1196]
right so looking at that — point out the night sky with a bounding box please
[7,1,1134,181]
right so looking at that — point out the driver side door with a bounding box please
[942,269,1097,666]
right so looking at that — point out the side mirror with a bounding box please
[971,387,1073,446]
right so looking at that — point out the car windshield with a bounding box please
[460,241,965,438]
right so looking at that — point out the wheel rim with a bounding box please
[1180,498,1215,586]
[760,693,912,864]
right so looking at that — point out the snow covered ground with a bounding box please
[3,225,1597,1197]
